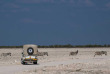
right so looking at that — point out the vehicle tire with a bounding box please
[21,61,25,65]
[27,47,34,55]
[33,62,37,64]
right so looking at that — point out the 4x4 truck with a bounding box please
[21,44,38,65]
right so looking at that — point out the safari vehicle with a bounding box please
[21,44,38,65]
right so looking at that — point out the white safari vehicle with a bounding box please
[21,44,38,65]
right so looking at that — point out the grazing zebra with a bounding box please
[94,51,107,57]
[43,52,48,56]
[37,52,48,56]
[69,50,78,56]
[101,51,107,55]
[37,52,44,56]
[1,53,11,57]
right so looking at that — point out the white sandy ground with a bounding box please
[0,48,110,74]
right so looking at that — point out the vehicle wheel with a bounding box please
[33,62,37,64]
[27,47,34,55]
[21,61,25,65]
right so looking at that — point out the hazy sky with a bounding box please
[0,0,110,46]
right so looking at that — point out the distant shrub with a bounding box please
[0,44,110,48]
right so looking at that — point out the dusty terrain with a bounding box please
[0,48,110,74]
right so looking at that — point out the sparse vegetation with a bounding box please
[0,44,110,48]
[0,46,23,48]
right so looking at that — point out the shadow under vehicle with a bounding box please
[21,44,38,65]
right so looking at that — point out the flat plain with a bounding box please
[0,48,110,74]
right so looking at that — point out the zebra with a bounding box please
[37,52,48,56]
[94,51,107,57]
[101,51,107,55]
[43,52,48,56]
[37,52,44,56]
[1,53,11,57]
[69,50,78,56]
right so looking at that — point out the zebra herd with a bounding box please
[0,52,49,57]
[69,50,108,57]
[37,50,108,57]
[0,50,108,57]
